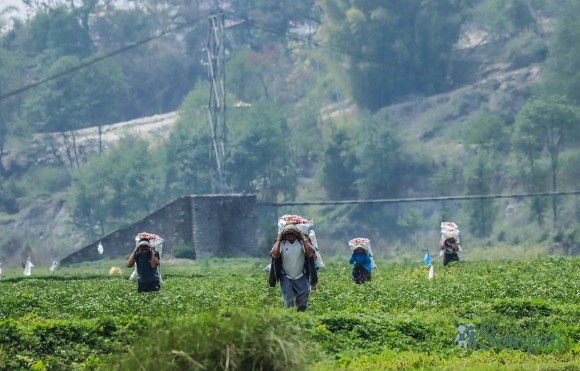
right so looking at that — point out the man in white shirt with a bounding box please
[269,223,317,311]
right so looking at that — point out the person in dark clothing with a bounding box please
[269,223,318,312]
[440,236,461,266]
[126,238,160,292]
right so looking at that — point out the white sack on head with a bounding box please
[348,237,377,269]
[135,232,164,256]
[440,222,460,243]
[349,237,371,252]
[277,215,314,235]
[97,242,104,255]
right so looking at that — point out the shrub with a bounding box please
[172,243,196,260]
[107,309,312,371]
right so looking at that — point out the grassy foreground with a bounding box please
[0,256,578,370]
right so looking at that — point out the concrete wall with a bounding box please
[191,194,257,259]
[60,194,257,265]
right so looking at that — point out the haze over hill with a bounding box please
[2,61,544,265]
[1,0,579,267]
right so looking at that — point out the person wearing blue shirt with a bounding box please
[349,244,372,284]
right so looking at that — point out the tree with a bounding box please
[226,101,297,202]
[90,1,204,118]
[541,0,580,104]
[226,48,266,103]
[21,55,129,168]
[354,114,406,199]
[461,113,509,237]
[473,0,544,41]
[513,108,548,225]
[431,165,462,223]
[229,0,319,49]
[164,84,213,200]
[0,48,28,176]
[319,127,358,200]
[514,98,579,223]
[68,138,164,236]
[464,152,497,238]
[316,0,468,110]
[464,114,509,155]
[23,5,94,58]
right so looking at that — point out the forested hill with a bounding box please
[1,0,580,265]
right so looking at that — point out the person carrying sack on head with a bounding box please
[439,222,462,266]
[269,223,318,312]
[349,244,372,284]
[440,235,461,266]
[126,238,161,292]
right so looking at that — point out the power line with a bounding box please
[0,15,206,102]
[258,190,580,207]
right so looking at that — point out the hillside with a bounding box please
[0,58,545,267]
[385,64,541,158]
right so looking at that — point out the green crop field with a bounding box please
[0,256,578,370]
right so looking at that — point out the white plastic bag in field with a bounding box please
[23,257,34,276]
[129,265,139,281]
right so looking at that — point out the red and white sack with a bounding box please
[277,214,314,235]
[132,232,164,283]
[440,222,460,243]
[349,237,371,252]
[135,232,164,251]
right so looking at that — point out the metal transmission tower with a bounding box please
[207,11,227,193]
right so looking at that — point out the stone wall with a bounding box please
[191,194,257,259]
[60,194,257,265]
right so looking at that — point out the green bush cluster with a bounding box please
[106,309,313,371]
[171,243,196,260]
[0,315,146,370]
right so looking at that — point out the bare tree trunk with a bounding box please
[98,125,103,154]
[551,164,558,223]
[550,147,559,224]
[70,131,80,168]
[44,133,67,167]
[0,140,7,177]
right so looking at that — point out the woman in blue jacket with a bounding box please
[349,244,372,284]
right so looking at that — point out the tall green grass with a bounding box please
[106,309,315,371]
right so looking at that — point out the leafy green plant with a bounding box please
[107,309,314,371]
[171,243,196,260]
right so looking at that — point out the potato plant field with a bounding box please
[0,256,578,370]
